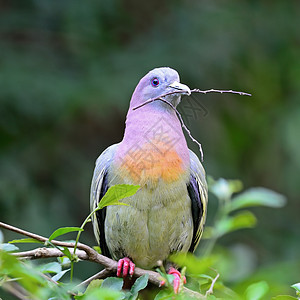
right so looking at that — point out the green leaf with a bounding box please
[227,188,286,212]
[209,178,243,201]
[37,262,62,274]
[93,246,101,254]
[0,243,19,252]
[9,238,42,244]
[81,287,123,300]
[98,184,140,209]
[101,277,123,291]
[245,281,269,300]
[0,250,49,293]
[154,290,173,300]
[83,279,103,295]
[57,256,71,267]
[60,247,73,260]
[215,211,257,237]
[170,252,218,275]
[130,274,149,295]
[272,296,298,300]
[48,227,84,242]
[291,282,300,293]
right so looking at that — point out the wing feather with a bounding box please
[187,150,208,253]
[90,143,119,257]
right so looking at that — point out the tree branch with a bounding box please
[0,221,163,286]
[1,282,29,300]
[0,221,206,298]
[76,269,113,288]
[14,247,88,260]
[191,88,251,96]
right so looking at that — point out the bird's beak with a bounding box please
[169,81,191,96]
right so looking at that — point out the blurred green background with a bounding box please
[0,0,299,292]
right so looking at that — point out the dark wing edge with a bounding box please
[90,143,119,258]
[187,150,208,253]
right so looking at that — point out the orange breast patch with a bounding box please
[119,141,185,184]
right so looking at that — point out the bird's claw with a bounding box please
[117,257,135,277]
[168,267,186,294]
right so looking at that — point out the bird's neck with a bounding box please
[114,104,190,185]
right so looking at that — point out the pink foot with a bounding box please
[168,267,186,294]
[117,257,135,278]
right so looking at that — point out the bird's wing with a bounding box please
[90,143,119,258]
[187,150,208,253]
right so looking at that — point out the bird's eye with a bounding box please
[151,78,160,87]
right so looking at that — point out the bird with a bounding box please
[90,67,208,293]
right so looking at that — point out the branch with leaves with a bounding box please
[0,220,164,286]
[0,180,293,300]
[0,184,208,299]
[0,220,206,299]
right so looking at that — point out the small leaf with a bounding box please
[93,246,101,254]
[215,211,256,237]
[291,282,300,294]
[48,227,84,242]
[101,277,123,291]
[206,296,218,300]
[170,252,218,275]
[60,247,72,260]
[98,184,140,209]
[0,243,19,252]
[227,188,286,212]
[272,295,298,300]
[84,279,103,295]
[130,274,149,295]
[82,287,122,299]
[154,290,173,300]
[89,279,103,288]
[57,256,71,267]
[52,268,70,281]
[209,178,243,201]
[38,262,61,274]
[9,238,42,244]
[272,296,298,300]
[245,281,269,300]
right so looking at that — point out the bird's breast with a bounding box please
[115,139,189,186]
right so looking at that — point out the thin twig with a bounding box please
[132,87,251,162]
[77,269,113,288]
[156,98,204,161]
[132,88,251,111]
[132,90,183,111]
[191,88,252,97]
[205,272,220,297]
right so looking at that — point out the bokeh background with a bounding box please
[0,0,299,295]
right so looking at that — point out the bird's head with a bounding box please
[130,67,191,109]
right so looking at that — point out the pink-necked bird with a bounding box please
[90,67,208,292]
